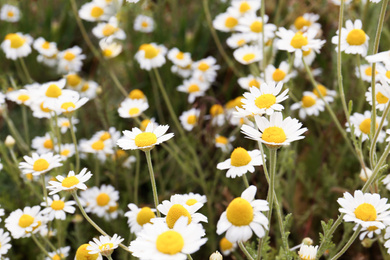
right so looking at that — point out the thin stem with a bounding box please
[107,255,114,260]
[145,150,161,217]
[3,109,29,152]
[39,233,58,252]
[21,105,30,146]
[238,242,255,260]
[260,0,266,77]
[53,113,62,153]
[363,143,390,192]
[134,150,140,204]
[242,174,250,188]
[274,190,290,256]
[330,226,362,260]
[316,214,344,258]
[68,115,80,173]
[31,233,51,258]
[370,101,390,166]
[187,254,193,260]
[19,58,32,84]
[41,175,48,206]
[266,148,277,246]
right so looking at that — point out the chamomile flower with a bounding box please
[134,14,155,33]
[213,9,240,32]
[236,14,276,41]
[118,98,149,118]
[92,127,121,145]
[170,193,207,207]
[238,74,263,90]
[45,246,70,260]
[312,84,337,102]
[226,33,257,49]
[58,117,79,134]
[129,216,207,259]
[356,64,381,82]
[75,244,103,260]
[347,111,387,142]
[177,78,209,103]
[140,118,158,131]
[56,143,76,161]
[117,123,174,151]
[41,195,76,220]
[0,4,20,22]
[365,82,390,111]
[87,234,124,257]
[92,17,126,40]
[125,203,156,234]
[217,185,269,242]
[219,237,237,256]
[84,184,119,218]
[276,28,325,59]
[78,80,99,99]
[217,147,264,178]
[354,224,382,241]
[192,56,220,83]
[233,45,262,65]
[179,108,201,131]
[33,37,58,57]
[241,82,289,116]
[47,168,93,195]
[99,39,122,59]
[30,98,53,119]
[332,19,369,56]
[291,13,321,32]
[65,73,83,89]
[78,1,111,22]
[241,113,308,148]
[135,43,167,71]
[79,137,114,161]
[31,133,55,154]
[39,78,75,108]
[359,167,373,182]
[366,50,390,66]
[298,245,318,260]
[293,47,318,69]
[264,61,296,83]
[5,88,34,106]
[127,88,147,101]
[209,104,226,126]
[19,152,62,176]
[171,63,193,78]
[5,206,45,239]
[231,0,260,15]
[167,48,192,68]
[57,46,86,74]
[215,134,235,153]
[1,32,33,60]
[0,229,11,256]
[338,190,390,229]
[382,174,390,191]
[50,92,89,114]
[157,197,208,229]
[290,91,325,119]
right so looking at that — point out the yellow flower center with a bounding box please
[249,79,260,88]
[140,119,151,131]
[61,102,76,111]
[45,84,62,98]
[250,21,263,33]
[225,17,238,29]
[290,32,308,49]
[41,41,50,49]
[140,44,159,59]
[44,139,53,149]
[61,149,70,157]
[186,199,198,206]
[141,21,148,28]
[63,51,76,61]
[313,85,327,98]
[18,214,34,228]
[129,107,140,116]
[52,253,65,260]
[226,197,253,226]
[17,94,30,103]
[90,6,104,18]
[40,102,51,112]
[294,16,311,30]
[367,226,378,231]
[346,29,366,46]
[262,127,287,143]
[96,193,110,206]
[100,132,111,141]
[198,62,210,71]
[359,118,378,134]
[62,176,80,188]
[376,92,389,104]
[272,69,286,82]
[187,84,200,93]
[364,67,378,76]
[51,200,65,210]
[81,84,89,92]
[5,33,25,48]
[176,52,184,60]
[102,24,117,36]
[156,230,184,255]
[26,173,33,181]
[129,89,145,99]
[220,237,233,251]
[67,74,81,87]
[61,121,70,128]
[91,140,105,150]
[75,244,100,260]
[234,96,244,108]
[215,136,228,144]
[237,39,246,46]
[302,48,312,56]
[102,49,113,57]
[210,104,224,116]
[242,53,256,62]
[230,147,251,167]
[134,132,157,147]
[386,71,390,79]
[7,11,14,17]
[255,94,276,109]
[187,115,197,125]
[239,1,251,13]
[166,204,192,229]
[98,242,114,251]
[136,207,156,226]
[33,158,50,172]
[354,203,377,221]
[302,95,316,108]
[108,203,119,213]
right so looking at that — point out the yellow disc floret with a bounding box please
[156,230,184,255]
[186,199,198,206]
[75,244,100,260]
[262,127,287,144]
[140,44,159,59]
[102,24,117,37]
[249,79,260,88]
[354,203,377,221]
[220,237,233,251]
[225,17,238,29]
[210,104,224,116]
[63,51,76,61]
[313,85,327,98]
[302,95,316,108]
[230,147,251,167]
[166,204,192,229]
[67,74,81,87]
[5,33,25,49]
[255,94,276,109]
[187,115,197,125]
[90,6,104,18]
[376,92,389,104]
[290,32,308,49]
[250,21,263,33]
[62,176,80,188]
[239,1,251,13]
[129,89,145,100]
[198,62,210,71]
[226,197,253,226]
[33,158,50,172]
[45,84,62,98]
[346,29,366,46]
[43,139,53,149]
[129,107,140,116]
[18,214,34,228]
[91,140,105,150]
[134,132,157,147]
[294,16,311,30]
[51,200,65,210]
[272,69,286,82]
[136,207,156,226]
[242,53,255,63]
[188,84,200,93]
[17,94,30,103]
[96,193,110,206]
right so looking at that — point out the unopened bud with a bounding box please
[210,251,223,260]
[72,214,84,223]
[96,86,103,95]
[359,168,373,182]
[361,238,374,248]
[302,237,313,246]
[5,135,15,148]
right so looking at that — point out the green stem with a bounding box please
[316,214,344,258]
[266,149,277,239]
[41,175,48,206]
[187,254,193,260]
[242,174,250,188]
[330,226,362,260]
[68,115,80,174]
[260,0,266,76]
[144,150,161,217]
[39,233,58,252]
[3,108,29,152]
[53,113,62,153]
[238,242,255,260]
[21,105,30,146]
[31,233,51,258]
[370,101,390,166]
[107,255,114,260]
[134,150,140,205]
[273,190,290,256]
[19,58,32,84]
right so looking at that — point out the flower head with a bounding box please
[87,234,124,257]
[19,152,62,176]
[48,168,93,195]
[332,19,369,56]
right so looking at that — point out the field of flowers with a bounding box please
[0,0,390,259]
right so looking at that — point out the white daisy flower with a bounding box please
[139,118,158,131]
[226,33,257,49]
[209,104,226,126]
[157,197,208,229]
[264,61,297,83]
[0,4,20,22]
[355,63,382,82]
[78,1,111,22]
[366,50,390,67]
[231,0,261,15]
[127,88,147,101]
[92,127,121,145]
[291,13,321,32]
[241,82,289,116]
[19,152,62,176]
[99,39,122,59]
[236,14,276,41]
[5,88,34,106]
[125,203,157,234]
[217,147,265,178]
[118,98,149,118]
[134,14,155,33]
[87,234,124,257]
[312,84,337,102]
[129,216,207,259]
[78,80,99,99]
[83,184,119,218]
[217,185,269,242]
[290,91,325,119]
[31,133,55,154]
[338,190,390,229]
[276,28,325,59]
[347,111,387,143]
[75,244,103,260]
[41,195,76,220]
[192,56,220,83]
[5,206,46,239]
[219,237,237,256]
[49,91,89,114]
[298,245,318,260]
[0,229,11,256]
[331,19,369,56]
[354,224,382,241]
[79,137,115,162]
[238,74,263,90]
[56,143,76,161]
[171,63,193,78]
[167,48,192,68]
[57,117,79,134]
[382,173,390,191]
[37,52,58,67]
[170,193,207,207]
[57,46,86,74]
[92,17,126,40]
[65,73,83,89]
[135,43,167,71]
[241,112,308,148]
[365,82,390,111]
[383,226,390,253]
[377,64,390,84]
[293,46,318,69]
[33,37,58,57]
[233,44,262,65]
[213,9,240,32]
[30,98,53,119]
[1,32,33,60]
[117,123,174,151]
[177,78,209,103]
[45,246,70,260]
[215,134,235,153]
[179,108,201,131]
[47,168,93,195]
[39,78,77,108]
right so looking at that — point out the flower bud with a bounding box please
[302,237,313,245]
[359,167,373,182]
[361,238,374,248]
[5,135,15,148]
[210,251,223,260]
